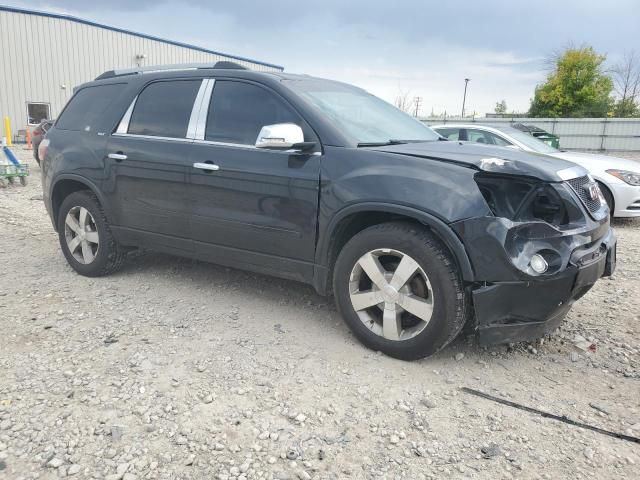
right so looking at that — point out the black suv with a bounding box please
[41,62,616,360]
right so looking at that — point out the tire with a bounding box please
[597,182,614,217]
[332,221,469,360]
[19,176,27,186]
[57,190,125,277]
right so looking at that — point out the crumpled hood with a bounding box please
[373,141,588,182]
[551,151,640,172]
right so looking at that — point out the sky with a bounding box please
[8,0,640,116]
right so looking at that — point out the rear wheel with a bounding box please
[57,191,125,276]
[333,222,468,360]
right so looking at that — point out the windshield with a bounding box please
[283,79,440,145]
[496,127,559,154]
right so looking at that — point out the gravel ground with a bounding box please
[1,149,639,480]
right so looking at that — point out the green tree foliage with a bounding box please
[529,47,613,117]
[494,99,507,114]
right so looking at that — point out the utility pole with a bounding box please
[413,96,422,117]
[461,78,470,118]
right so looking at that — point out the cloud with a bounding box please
[12,0,639,114]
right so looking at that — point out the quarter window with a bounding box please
[205,81,301,145]
[57,84,125,132]
[128,80,201,138]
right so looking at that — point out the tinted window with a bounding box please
[57,84,125,132]
[128,80,201,138]
[206,81,300,145]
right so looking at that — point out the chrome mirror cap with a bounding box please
[255,123,304,149]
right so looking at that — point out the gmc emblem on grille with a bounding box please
[584,183,600,201]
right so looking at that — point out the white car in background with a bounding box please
[432,124,640,218]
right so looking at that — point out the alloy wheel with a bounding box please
[64,206,100,264]
[349,248,434,341]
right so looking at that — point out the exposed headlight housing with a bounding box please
[474,174,585,227]
[606,169,640,186]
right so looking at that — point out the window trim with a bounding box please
[201,78,319,148]
[26,101,51,126]
[114,78,205,140]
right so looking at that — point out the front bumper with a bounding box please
[612,183,640,217]
[452,216,616,345]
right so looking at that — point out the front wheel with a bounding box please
[597,182,614,217]
[332,222,469,360]
[57,191,125,277]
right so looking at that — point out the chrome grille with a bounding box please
[566,176,602,213]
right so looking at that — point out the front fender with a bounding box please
[313,202,475,295]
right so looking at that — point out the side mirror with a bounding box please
[255,123,305,150]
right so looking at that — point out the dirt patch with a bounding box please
[1,148,639,479]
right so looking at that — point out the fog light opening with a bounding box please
[530,254,549,274]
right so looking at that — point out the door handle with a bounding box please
[108,153,127,161]
[193,162,220,172]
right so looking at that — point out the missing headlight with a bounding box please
[475,174,584,227]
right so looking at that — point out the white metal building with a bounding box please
[0,5,283,137]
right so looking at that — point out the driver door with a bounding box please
[187,80,321,277]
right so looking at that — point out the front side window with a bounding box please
[435,128,460,141]
[484,131,512,146]
[467,129,492,144]
[283,79,440,145]
[205,81,301,145]
[128,80,201,138]
[497,127,559,154]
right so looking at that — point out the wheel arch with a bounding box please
[313,203,475,295]
[595,180,615,214]
[51,175,112,231]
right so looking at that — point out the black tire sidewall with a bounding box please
[333,223,463,360]
[598,182,614,217]
[57,191,113,277]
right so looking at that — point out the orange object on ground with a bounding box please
[25,127,32,150]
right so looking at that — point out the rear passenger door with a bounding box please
[105,79,202,251]
[187,80,321,275]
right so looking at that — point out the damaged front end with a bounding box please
[453,169,616,344]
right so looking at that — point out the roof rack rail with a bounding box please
[95,61,249,80]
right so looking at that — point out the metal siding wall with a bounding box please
[0,10,282,133]
[424,117,640,152]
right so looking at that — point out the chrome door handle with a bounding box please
[193,162,220,171]
[108,153,127,160]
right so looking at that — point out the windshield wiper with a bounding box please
[357,139,428,147]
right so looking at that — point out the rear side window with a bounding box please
[206,81,300,145]
[128,80,201,138]
[56,84,125,132]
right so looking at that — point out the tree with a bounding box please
[394,87,413,113]
[611,51,640,117]
[494,100,507,114]
[529,47,613,117]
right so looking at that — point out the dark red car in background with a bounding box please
[32,119,53,165]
